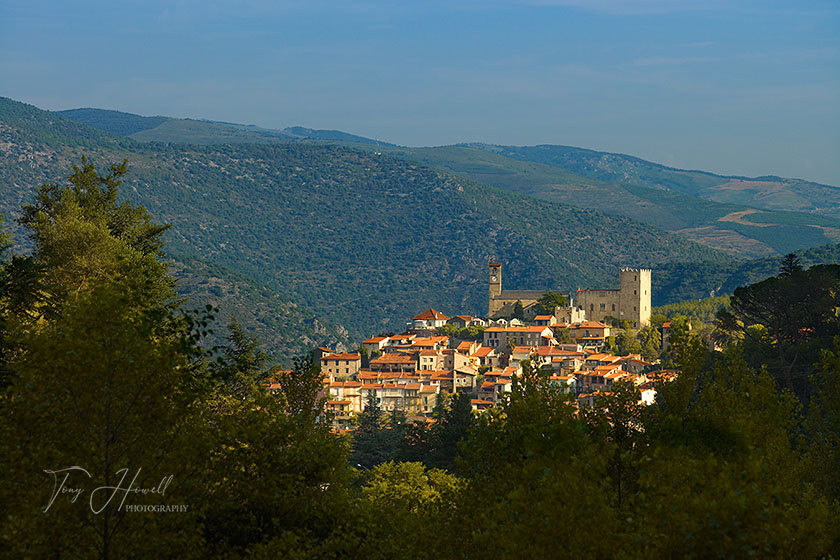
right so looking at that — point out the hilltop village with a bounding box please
[297,264,677,428]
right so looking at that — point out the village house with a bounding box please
[534,314,557,326]
[320,352,362,381]
[361,336,389,354]
[568,321,611,348]
[369,352,418,373]
[412,308,450,329]
[483,325,553,349]
[470,345,500,368]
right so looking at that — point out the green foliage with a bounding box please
[15,157,172,322]
[553,326,573,343]
[0,273,207,558]
[804,339,840,555]
[641,354,837,558]
[652,294,730,327]
[210,316,271,398]
[397,392,474,472]
[716,263,840,400]
[637,323,662,361]
[534,291,567,315]
[350,391,403,469]
[612,328,642,355]
[201,358,351,556]
[438,323,485,341]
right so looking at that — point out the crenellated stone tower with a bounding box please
[576,267,651,327]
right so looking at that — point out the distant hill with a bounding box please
[57,106,391,146]
[55,105,840,258]
[56,108,169,136]
[482,143,840,219]
[379,145,840,258]
[2,96,743,358]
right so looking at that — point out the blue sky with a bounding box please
[2,0,839,184]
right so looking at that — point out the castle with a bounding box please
[488,263,651,328]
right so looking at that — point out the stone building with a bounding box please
[488,262,570,317]
[488,263,651,328]
[575,268,651,328]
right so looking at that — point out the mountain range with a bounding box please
[57,107,840,258]
[2,97,839,360]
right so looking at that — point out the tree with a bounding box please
[201,355,352,555]
[583,380,646,510]
[715,264,840,400]
[553,327,573,344]
[638,353,837,557]
[637,324,662,361]
[398,392,474,472]
[534,292,567,315]
[0,160,209,558]
[211,316,270,399]
[350,391,392,469]
[456,356,623,559]
[16,157,172,321]
[780,252,803,277]
[613,329,642,356]
[0,278,208,559]
[359,345,371,368]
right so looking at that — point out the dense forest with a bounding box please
[0,159,838,558]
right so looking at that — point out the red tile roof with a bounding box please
[413,308,449,321]
[371,354,417,364]
[485,326,550,333]
[321,352,361,361]
[471,346,496,358]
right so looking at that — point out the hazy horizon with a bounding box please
[2,0,838,185]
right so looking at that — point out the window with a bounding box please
[612,304,615,311]
[600,303,606,311]
[634,290,637,295]
[590,304,594,311]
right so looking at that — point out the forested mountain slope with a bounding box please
[2,97,735,352]
[382,145,840,257]
[484,143,840,218]
[56,105,840,258]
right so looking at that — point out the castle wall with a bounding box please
[575,289,621,323]
[488,263,650,326]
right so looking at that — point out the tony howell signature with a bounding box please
[43,466,174,514]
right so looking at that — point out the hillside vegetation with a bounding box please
[56,105,840,258]
[4,97,840,357]
[488,143,840,219]
[382,145,840,257]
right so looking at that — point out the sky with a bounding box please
[2,0,839,185]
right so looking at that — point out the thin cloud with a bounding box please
[511,0,729,15]
[634,56,718,66]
